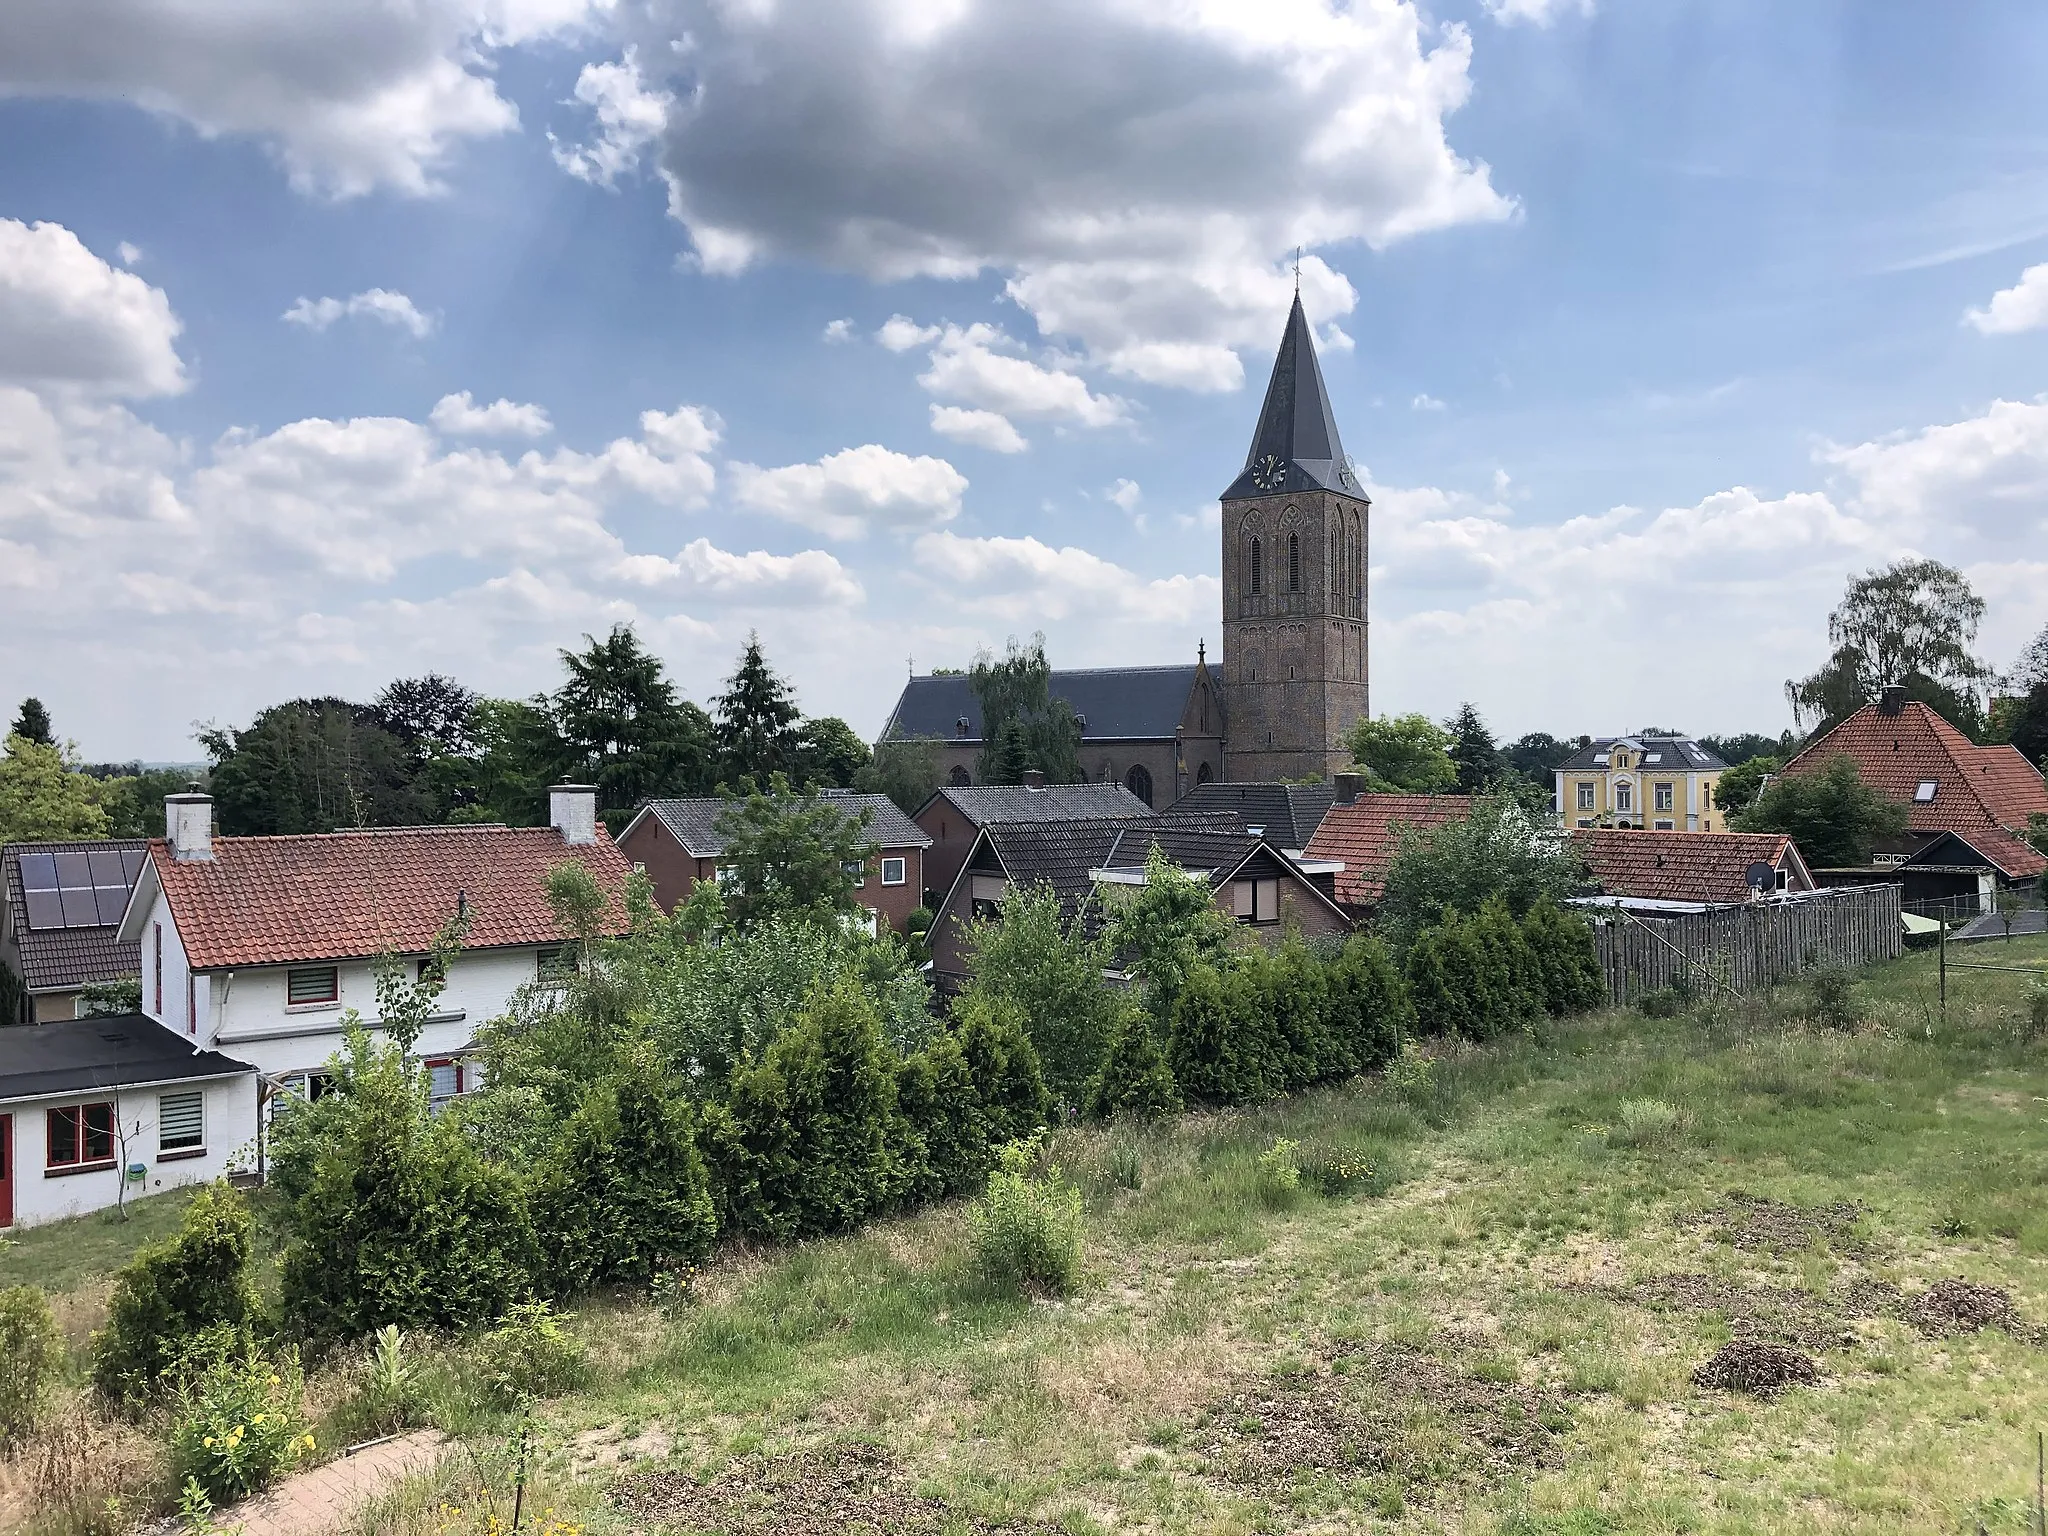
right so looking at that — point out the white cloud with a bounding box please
[430,391,554,438]
[116,241,142,266]
[1412,393,1446,411]
[0,0,610,197]
[929,405,1027,454]
[0,220,185,396]
[913,530,1217,628]
[283,289,436,338]
[917,323,1129,427]
[1483,0,1593,23]
[639,0,1511,386]
[1107,478,1142,512]
[729,443,967,539]
[551,46,672,188]
[821,317,856,344]
[1964,263,2048,335]
[876,314,940,352]
[614,537,862,606]
[1819,396,2048,545]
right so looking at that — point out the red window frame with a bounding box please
[153,923,162,1015]
[48,1102,115,1169]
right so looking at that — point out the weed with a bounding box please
[1606,1098,1689,1150]
[1255,1138,1302,1205]
[968,1137,1084,1297]
[1809,966,1861,1030]
[470,1302,589,1410]
[1383,1040,1437,1104]
[167,1347,313,1503]
[0,1283,63,1448]
[1296,1144,1376,1197]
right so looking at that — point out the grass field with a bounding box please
[13,934,2048,1535]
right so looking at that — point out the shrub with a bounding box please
[1808,966,1860,1030]
[470,1301,588,1409]
[1324,934,1409,1076]
[1085,1003,1182,1119]
[1635,986,1686,1019]
[0,1285,62,1447]
[1522,899,1606,1015]
[955,989,1053,1149]
[959,882,1116,1109]
[1167,964,1279,1105]
[968,1138,1084,1297]
[94,1181,260,1406]
[1255,1138,1302,1203]
[533,1064,717,1294]
[167,1348,313,1503]
[2028,975,2048,1042]
[1383,1040,1436,1103]
[278,1032,537,1343]
[1472,897,1547,1028]
[1405,914,1497,1039]
[1608,1098,1689,1149]
[707,980,900,1241]
[1297,1145,1376,1198]
[1265,941,1336,1092]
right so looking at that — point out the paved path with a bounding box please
[227,1430,446,1536]
[1953,908,2047,942]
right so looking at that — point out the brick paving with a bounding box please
[227,1430,447,1536]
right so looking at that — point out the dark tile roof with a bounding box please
[1569,828,1804,904]
[0,1013,254,1102]
[1782,700,2048,879]
[978,817,1265,925]
[1219,294,1362,501]
[3,840,151,994]
[1554,736,1728,773]
[881,665,1214,744]
[642,792,931,859]
[930,783,1155,827]
[1303,795,1477,907]
[1162,782,1336,849]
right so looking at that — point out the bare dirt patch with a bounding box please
[608,1440,1059,1535]
[1576,1272,1902,1352]
[1906,1278,2037,1340]
[1681,1192,1870,1255]
[1692,1340,1819,1396]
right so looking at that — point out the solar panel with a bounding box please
[24,889,64,928]
[17,852,56,892]
[16,845,142,929]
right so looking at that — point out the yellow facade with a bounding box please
[1553,738,1724,833]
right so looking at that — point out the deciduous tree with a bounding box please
[714,773,878,931]
[1732,755,1909,868]
[1785,559,1992,736]
[1344,713,1457,793]
[970,635,1081,784]
[0,735,112,842]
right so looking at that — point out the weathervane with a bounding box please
[1293,246,1301,294]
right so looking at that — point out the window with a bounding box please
[1615,782,1633,813]
[880,857,907,886]
[1287,533,1300,592]
[416,954,447,986]
[1576,782,1595,811]
[1125,763,1153,807]
[1249,537,1262,594]
[1231,877,1280,925]
[286,966,338,1007]
[1576,818,1594,828]
[713,864,738,886]
[843,859,867,888]
[1914,780,1939,803]
[425,1060,465,1116]
[1654,782,1674,812]
[48,1102,115,1169]
[948,765,972,787]
[279,1072,335,1103]
[1654,819,1675,831]
[1197,761,1214,786]
[536,946,577,981]
[159,1090,204,1155]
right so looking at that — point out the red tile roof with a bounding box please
[1303,794,1475,908]
[1569,828,1804,904]
[148,825,632,971]
[1781,701,2048,879]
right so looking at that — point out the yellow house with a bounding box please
[1552,735,1728,832]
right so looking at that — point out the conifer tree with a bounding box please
[9,699,52,747]
[1444,702,1505,794]
[715,632,803,788]
[1086,1004,1181,1119]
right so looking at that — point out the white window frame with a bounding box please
[1614,780,1634,813]
[1576,781,1596,811]
[843,859,867,889]
[1654,782,1675,812]
[880,856,907,886]
[1653,819,1675,831]
[158,1089,205,1157]
[1913,780,1938,803]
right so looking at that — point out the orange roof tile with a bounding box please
[1781,701,2048,878]
[149,825,632,971]
[1569,827,1801,904]
[1302,794,1476,907]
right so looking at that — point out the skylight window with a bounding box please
[1913,780,1938,803]
[1645,753,1662,763]
[1592,753,1609,765]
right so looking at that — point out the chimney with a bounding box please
[549,784,598,845]
[1022,769,1047,791]
[165,792,214,862]
[1878,683,1907,716]
[1334,771,1363,806]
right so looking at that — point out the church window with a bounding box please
[948,765,971,787]
[1197,761,1213,786]
[1249,538,1262,594]
[1287,533,1300,592]
[1125,764,1154,807]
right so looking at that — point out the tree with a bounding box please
[79,764,201,839]
[970,635,1082,785]
[1733,755,1909,868]
[201,700,429,834]
[1444,703,1506,794]
[1504,732,1577,792]
[93,1182,260,1404]
[1376,796,1585,954]
[1712,756,1779,815]
[464,697,571,826]
[858,735,943,816]
[714,773,877,930]
[1995,623,2048,772]
[1344,713,1457,793]
[794,716,870,789]
[715,633,804,788]
[1085,1002,1181,1119]
[961,880,1116,1109]
[10,699,52,747]
[1786,559,1992,735]
[0,735,111,842]
[1701,731,1799,766]
[1104,844,1233,1022]
[555,625,713,815]
[372,675,479,755]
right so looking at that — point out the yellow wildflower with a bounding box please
[252,1413,266,1424]
[204,1437,215,1448]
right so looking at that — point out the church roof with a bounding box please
[1220,293,1361,502]
[881,664,1218,745]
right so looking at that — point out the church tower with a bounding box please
[1220,296,1369,783]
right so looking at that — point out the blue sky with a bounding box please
[2,0,2044,761]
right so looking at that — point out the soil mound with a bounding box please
[1906,1278,2029,1339]
[1692,1340,1818,1396]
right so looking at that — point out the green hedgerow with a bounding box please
[1085,1003,1182,1120]
[1521,898,1606,1015]
[94,1181,260,1406]
[1405,914,1497,1040]
[1167,964,1279,1105]
[168,1347,313,1503]
[968,1137,1084,1297]
[0,1285,63,1447]
[1324,933,1410,1076]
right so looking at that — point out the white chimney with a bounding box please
[166,792,214,862]
[549,784,598,845]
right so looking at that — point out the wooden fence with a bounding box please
[1586,884,1903,1004]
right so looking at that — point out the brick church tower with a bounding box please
[1220,295,1370,783]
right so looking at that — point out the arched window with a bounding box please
[1287,533,1301,592]
[1125,763,1153,807]
[1249,538,1262,594]
[1351,512,1364,611]
[948,765,971,787]
[1329,526,1340,599]
[1197,761,1214,786]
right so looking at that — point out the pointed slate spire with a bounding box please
[1220,294,1360,501]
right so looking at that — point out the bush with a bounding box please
[958,882,1116,1109]
[1297,1145,1376,1198]
[1472,897,1547,1028]
[1085,1003,1182,1119]
[1635,986,1686,1019]
[1522,899,1606,1015]
[470,1301,588,1409]
[1167,964,1280,1105]
[94,1182,260,1406]
[1255,1138,1302,1204]
[278,1032,537,1343]
[955,989,1052,1150]
[167,1348,313,1503]
[1808,966,1861,1030]
[1324,934,1409,1075]
[1264,941,1336,1092]
[0,1285,62,1447]
[533,1063,717,1294]
[968,1138,1084,1297]
[1405,914,1498,1040]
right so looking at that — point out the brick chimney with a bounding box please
[166,792,214,862]
[1022,769,1047,791]
[1334,771,1363,806]
[1878,683,1908,716]
[549,784,598,845]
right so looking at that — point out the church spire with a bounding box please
[1220,293,1357,501]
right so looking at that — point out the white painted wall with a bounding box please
[2,1072,259,1229]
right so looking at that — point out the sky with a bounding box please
[1,0,2045,763]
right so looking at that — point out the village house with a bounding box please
[618,790,932,937]
[1568,828,1815,912]
[913,775,1153,909]
[1553,735,1728,831]
[1302,787,1478,920]
[1161,779,1337,852]
[2,839,150,1022]
[115,785,630,1104]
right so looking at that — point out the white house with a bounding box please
[116,786,631,1108]
[0,1012,258,1229]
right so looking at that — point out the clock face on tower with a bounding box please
[1250,453,1287,491]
